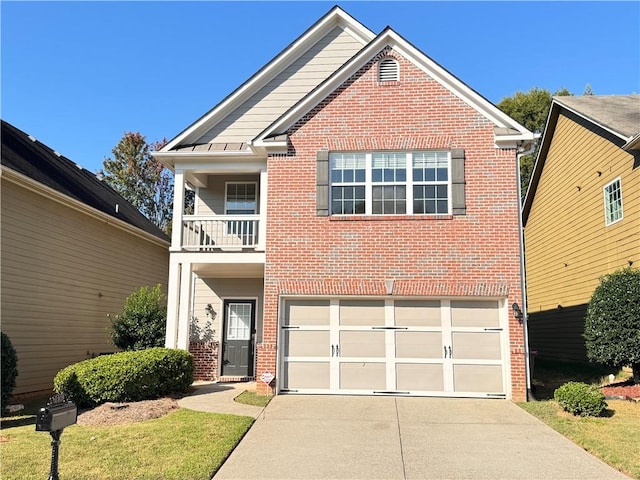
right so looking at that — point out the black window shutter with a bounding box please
[316,150,329,216]
[451,148,466,215]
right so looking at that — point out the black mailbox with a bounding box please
[36,401,77,432]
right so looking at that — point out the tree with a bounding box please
[584,268,640,384]
[583,84,595,96]
[98,132,173,232]
[108,284,167,351]
[497,87,572,194]
[1,332,18,411]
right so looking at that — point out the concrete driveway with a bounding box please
[214,395,629,480]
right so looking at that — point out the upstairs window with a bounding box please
[378,58,399,82]
[225,182,257,214]
[329,151,451,216]
[603,178,623,226]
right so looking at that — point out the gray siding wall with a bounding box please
[197,26,364,144]
[1,180,169,395]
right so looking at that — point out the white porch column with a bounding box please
[165,257,182,348]
[171,168,185,251]
[258,169,268,251]
[176,262,193,350]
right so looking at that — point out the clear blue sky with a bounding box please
[2,1,639,173]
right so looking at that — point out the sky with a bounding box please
[2,1,639,173]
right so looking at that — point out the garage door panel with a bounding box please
[452,332,502,360]
[396,364,444,391]
[283,330,329,357]
[339,300,385,326]
[395,331,442,358]
[340,362,386,390]
[283,362,330,390]
[340,331,385,357]
[451,301,500,328]
[284,300,330,326]
[453,365,503,392]
[394,301,441,327]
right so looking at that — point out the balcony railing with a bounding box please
[182,215,259,250]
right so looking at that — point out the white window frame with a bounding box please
[224,181,258,215]
[603,177,623,226]
[329,151,452,216]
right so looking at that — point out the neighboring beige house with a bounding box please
[1,120,170,396]
[523,95,639,362]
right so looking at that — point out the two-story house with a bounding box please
[154,7,535,401]
[523,95,639,363]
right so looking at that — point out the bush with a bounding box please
[1,332,18,411]
[53,348,193,407]
[554,381,607,417]
[108,284,167,351]
[584,268,640,383]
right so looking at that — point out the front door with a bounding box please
[222,300,256,377]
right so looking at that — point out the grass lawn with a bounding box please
[234,390,271,407]
[519,358,640,479]
[1,397,253,480]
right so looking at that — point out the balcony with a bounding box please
[182,215,260,251]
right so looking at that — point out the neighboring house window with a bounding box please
[378,58,399,82]
[225,182,257,214]
[603,178,623,226]
[329,151,451,216]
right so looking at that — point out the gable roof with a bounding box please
[254,27,534,151]
[161,6,375,155]
[523,94,640,225]
[1,120,169,243]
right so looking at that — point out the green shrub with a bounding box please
[53,348,193,407]
[1,332,18,411]
[108,284,167,351]
[584,267,640,383]
[554,381,607,417]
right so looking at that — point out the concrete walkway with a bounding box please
[177,381,265,418]
[212,395,630,480]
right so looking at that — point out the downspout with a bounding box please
[516,140,536,401]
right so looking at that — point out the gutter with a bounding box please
[516,140,537,401]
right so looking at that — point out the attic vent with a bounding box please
[378,58,399,82]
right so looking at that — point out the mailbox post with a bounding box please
[36,393,77,480]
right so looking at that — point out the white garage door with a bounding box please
[279,298,507,397]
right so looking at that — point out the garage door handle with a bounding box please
[449,346,453,358]
[331,345,335,357]
[443,346,447,358]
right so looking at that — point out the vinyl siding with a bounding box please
[1,180,169,395]
[525,114,639,311]
[524,114,639,361]
[196,26,364,144]
[192,277,264,346]
[196,174,260,215]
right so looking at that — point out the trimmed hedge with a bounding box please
[53,348,193,407]
[1,332,18,411]
[554,381,607,417]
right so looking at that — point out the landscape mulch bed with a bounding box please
[600,381,640,401]
[77,397,179,426]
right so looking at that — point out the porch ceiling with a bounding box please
[192,262,264,278]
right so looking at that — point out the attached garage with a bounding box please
[279,298,509,398]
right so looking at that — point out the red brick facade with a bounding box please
[255,48,526,401]
[189,341,219,381]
